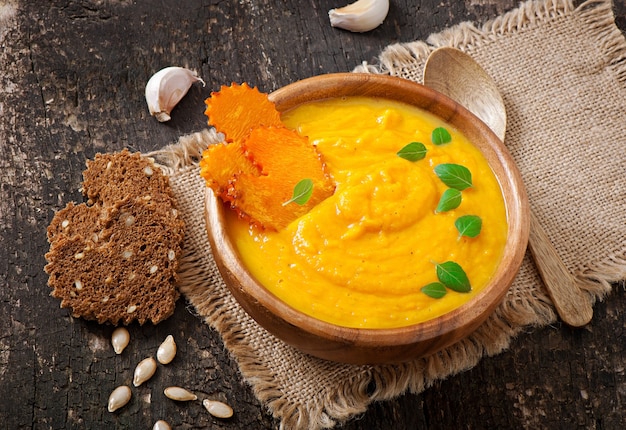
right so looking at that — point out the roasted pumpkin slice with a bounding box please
[226,126,334,231]
[204,83,282,144]
[201,83,336,230]
[199,142,260,200]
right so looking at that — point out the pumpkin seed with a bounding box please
[164,386,197,401]
[156,334,176,364]
[107,385,131,412]
[203,399,234,419]
[111,327,130,354]
[133,357,157,387]
[152,420,171,430]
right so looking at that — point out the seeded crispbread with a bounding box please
[82,149,174,207]
[44,150,184,325]
[46,202,106,243]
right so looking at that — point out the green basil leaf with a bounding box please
[421,282,448,299]
[435,188,462,213]
[434,163,473,190]
[435,261,471,293]
[455,215,482,239]
[431,127,452,145]
[282,178,314,206]
[397,142,427,161]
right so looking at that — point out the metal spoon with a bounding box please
[423,46,593,327]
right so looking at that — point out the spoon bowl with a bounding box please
[423,47,593,327]
[424,47,507,141]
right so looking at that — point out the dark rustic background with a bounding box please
[1,0,625,428]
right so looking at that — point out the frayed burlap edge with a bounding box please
[145,0,625,428]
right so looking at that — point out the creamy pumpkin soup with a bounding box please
[225,96,508,328]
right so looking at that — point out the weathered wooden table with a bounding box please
[2,1,625,428]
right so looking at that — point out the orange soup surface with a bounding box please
[225,96,508,328]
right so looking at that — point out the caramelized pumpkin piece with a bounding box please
[204,83,282,144]
[199,142,260,200]
[201,83,335,230]
[228,126,334,231]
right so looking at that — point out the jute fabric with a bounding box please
[149,0,626,427]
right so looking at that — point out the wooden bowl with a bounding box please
[205,73,530,365]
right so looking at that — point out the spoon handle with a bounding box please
[527,211,593,327]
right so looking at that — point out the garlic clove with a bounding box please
[156,334,176,365]
[145,67,206,122]
[328,0,389,33]
[107,385,132,412]
[111,327,130,354]
[133,357,157,387]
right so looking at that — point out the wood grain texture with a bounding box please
[1,0,625,428]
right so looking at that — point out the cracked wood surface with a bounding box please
[1,0,625,428]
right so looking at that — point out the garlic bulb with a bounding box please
[328,0,389,33]
[145,67,205,122]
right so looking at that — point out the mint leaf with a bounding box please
[397,142,427,161]
[434,163,473,190]
[435,188,462,213]
[421,282,447,299]
[435,261,471,293]
[455,215,482,239]
[282,178,314,206]
[431,127,452,145]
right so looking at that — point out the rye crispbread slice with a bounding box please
[44,150,184,325]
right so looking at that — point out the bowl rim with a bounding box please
[205,72,530,350]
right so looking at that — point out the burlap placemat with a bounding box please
[149,0,626,428]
